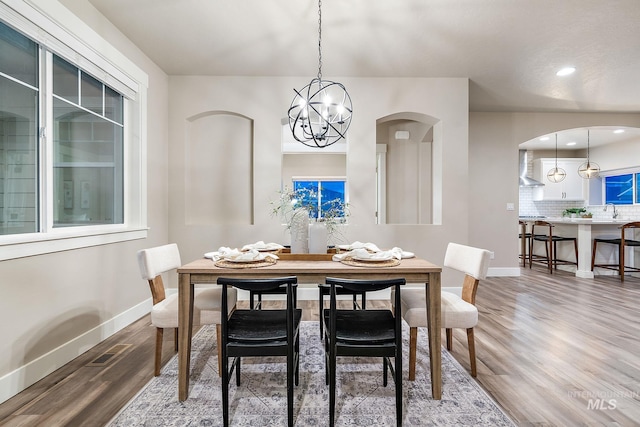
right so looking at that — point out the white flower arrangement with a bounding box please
[270,187,349,244]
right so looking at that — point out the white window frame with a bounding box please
[0,0,148,261]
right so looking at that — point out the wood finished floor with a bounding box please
[1,267,639,426]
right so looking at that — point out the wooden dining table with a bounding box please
[177,256,443,401]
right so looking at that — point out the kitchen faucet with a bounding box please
[604,203,619,219]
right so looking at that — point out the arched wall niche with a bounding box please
[376,112,442,225]
[185,111,254,225]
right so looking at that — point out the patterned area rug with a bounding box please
[108,322,514,426]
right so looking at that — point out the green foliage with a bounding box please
[562,207,587,217]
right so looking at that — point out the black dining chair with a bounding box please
[322,277,405,427]
[317,283,366,337]
[217,276,301,427]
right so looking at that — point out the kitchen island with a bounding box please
[523,217,637,278]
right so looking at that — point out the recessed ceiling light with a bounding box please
[556,67,576,76]
[613,129,625,134]
[566,141,577,146]
[539,136,550,141]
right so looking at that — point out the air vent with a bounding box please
[86,344,131,367]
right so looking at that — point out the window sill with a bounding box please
[0,226,148,261]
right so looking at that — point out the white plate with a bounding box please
[353,255,393,262]
[225,255,267,263]
[402,251,415,259]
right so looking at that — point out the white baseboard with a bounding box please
[0,299,151,405]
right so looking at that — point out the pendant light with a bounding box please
[288,0,353,148]
[547,133,566,183]
[578,130,600,179]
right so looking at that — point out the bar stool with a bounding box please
[591,221,640,282]
[529,220,578,274]
[519,220,531,267]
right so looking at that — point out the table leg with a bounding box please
[426,272,442,399]
[178,272,194,401]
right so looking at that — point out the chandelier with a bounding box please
[547,133,566,183]
[578,130,600,179]
[288,0,353,148]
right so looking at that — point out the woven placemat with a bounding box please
[214,257,277,269]
[340,257,401,268]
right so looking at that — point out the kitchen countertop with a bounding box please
[520,217,639,278]
[542,217,637,225]
[523,217,640,225]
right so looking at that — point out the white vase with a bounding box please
[290,208,309,254]
[308,221,328,254]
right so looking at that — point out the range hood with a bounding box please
[519,150,545,187]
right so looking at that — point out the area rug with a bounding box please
[108,322,514,426]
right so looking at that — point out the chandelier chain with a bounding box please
[317,0,322,80]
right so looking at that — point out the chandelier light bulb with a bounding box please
[578,130,600,179]
[547,133,566,183]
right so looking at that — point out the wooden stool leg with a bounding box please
[591,240,598,270]
[409,327,417,381]
[446,328,453,351]
[620,242,625,282]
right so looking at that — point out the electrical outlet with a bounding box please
[506,203,515,211]
[489,251,495,259]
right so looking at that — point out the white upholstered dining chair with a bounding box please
[397,242,491,379]
[137,243,236,376]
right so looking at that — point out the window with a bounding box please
[0,20,39,235]
[0,6,148,260]
[1,23,124,232]
[292,179,346,219]
[604,174,635,205]
[52,55,124,227]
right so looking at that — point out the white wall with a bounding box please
[0,0,170,403]
[469,112,640,274]
[167,76,470,273]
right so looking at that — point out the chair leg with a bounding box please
[236,357,241,386]
[467,327,477,377]
[396,352,403,427]
[172,327,178,352]
[446,328,453,351]
[154,328,164,376]
[287,338,294,427]
[383,356,388,387]
[319,289,324,337]
[329,344,337,427]
[591,240,598,270]
[409,327,418,381]
[222,347,229,426]
[217,324,222,377]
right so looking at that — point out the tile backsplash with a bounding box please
[519,186,640,219]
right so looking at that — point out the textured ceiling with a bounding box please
[84,0,640,147]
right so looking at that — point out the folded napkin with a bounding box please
[204,247,279,261]
[241,241,285,252]
[333,247,410,262]
[337,241,382,252]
